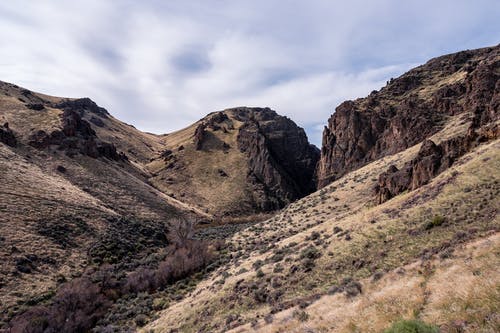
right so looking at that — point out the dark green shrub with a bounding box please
[134,314,148,327]
[384,319,439,333]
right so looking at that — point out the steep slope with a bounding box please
[0,82,199,327]
[317,44,499,187]
[147,107,319,218]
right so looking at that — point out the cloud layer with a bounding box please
[1,0,499,145]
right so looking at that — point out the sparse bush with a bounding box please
[155,240,213,287]
[236,267,248,275]
[167,216,197,248]
[252,259,264,270]
[383,319,438,333]
[292,309,309,322]
[124,268,157,294]
[310,231,320,240]
[300,246,321,260]
[425,215,445,230]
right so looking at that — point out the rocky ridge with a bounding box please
[317,45,499,188]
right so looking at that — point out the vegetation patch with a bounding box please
[383,319,439,333]
[88,217,166,264]
[36,215,94,248]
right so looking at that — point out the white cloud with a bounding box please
[0,0,498,146]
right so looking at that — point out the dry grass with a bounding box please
[147,110,265,217]
[237,234,499,333]
[144,137,499,333]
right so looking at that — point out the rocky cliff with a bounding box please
[375,122,499,204]
[317,45,499,188]
[234,108,320,210]
[147,107,319,216]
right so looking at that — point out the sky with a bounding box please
[0,1,499,146]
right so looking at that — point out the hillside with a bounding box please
[0,81,195,326]
[141,46,499,332]
[147,107,319,218]
[144,123,499,333]
[0,81,318,329]
[0,44,498,333]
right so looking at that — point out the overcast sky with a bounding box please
[0,1,499,146]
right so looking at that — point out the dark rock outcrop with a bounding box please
[375,123,499,204]
[318,45,499,188]
[25,103,45,111]
[0,122,17,147]
[233,107,320,210]
[28,109,126,160]
[55,98,110,118]
[193,123,207,150]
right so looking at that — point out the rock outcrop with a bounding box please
[375,123,499,204]
[152,107,319,216]
[193,123,207,150]
[0,122,17,147]
[55,98,110,118]
[28,109,126,160]
[233,108,320,210]
[317,45,499,188]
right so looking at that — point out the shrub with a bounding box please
[384,319,439,333]
[300,246,320,260]
[167,217,197,248]
[252,259,264,270]
[425,215,445,230]
[155,240,213,287]
[292,309,309,322]
[10,278,111,333]
[134,314,148,327]
[124,268,157,294]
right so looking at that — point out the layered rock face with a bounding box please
[233,108,320,210]
[317,45,499,188]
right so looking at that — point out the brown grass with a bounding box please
[144,137,499,333]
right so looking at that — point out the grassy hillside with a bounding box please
[144,132,499,332]
[147,112,253,217]
[0,82,195,326]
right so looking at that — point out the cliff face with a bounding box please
[234,108,320,211]
[317,45,499,188]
